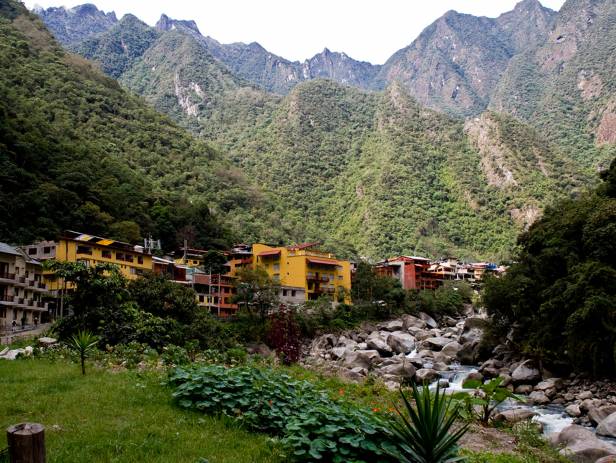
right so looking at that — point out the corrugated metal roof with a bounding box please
[0,242,19,256]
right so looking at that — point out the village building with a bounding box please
[252,242,352,305]
[23,231,153,294]
[0,242,49,331]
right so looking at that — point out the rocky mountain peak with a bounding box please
[155,14,200,34]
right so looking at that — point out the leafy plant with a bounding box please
[267,307,301,364]
[387,383,468,463]
[453,377,521,424]
[67,330,100,375]
[169,365,401,462]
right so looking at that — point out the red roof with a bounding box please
[307,258,338,266]
[258,250,281,257]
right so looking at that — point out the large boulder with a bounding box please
[424,337,451,351]
[366,332,393,356]
[378,359,416,379]
[415,368,439,383]
[589,405,616,426]
[528,391,550,405]
[551,425,616,463]
[402,315,427,330]
[379,319,404,332]
[419,312,438,329]
[494,408,538,424]
[535,378,564,392]
[343,350,380,370]
[511,360,541,384]
[459,317,487,345]
[310,334,337,356]
[565,404,582,417]
[441,341,462,357]
[387,331,415,354]
[597,412,616,438]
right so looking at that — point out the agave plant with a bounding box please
[386,383,469,463]
[68,330,100,375]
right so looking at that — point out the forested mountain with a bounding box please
[0,0,280,250]
[490,0,616,170]
[17,0,615,260]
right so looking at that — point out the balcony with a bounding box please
[14,276,27,286]
[0,294,16,305]
[0,272,15,283]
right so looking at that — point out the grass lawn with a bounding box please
[0,358,282,463]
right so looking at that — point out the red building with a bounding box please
[375,256,440,290]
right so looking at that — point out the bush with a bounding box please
[169,365,401,462]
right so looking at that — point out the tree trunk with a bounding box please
[7,423,46,463]
[81,354,85,375]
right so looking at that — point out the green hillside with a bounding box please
[0,1,273,249]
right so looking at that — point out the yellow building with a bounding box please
[251,243,351,305]
[23,230,153,292]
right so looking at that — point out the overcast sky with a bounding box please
[24,0,566,64]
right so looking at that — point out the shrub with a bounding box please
[267,307,301,364]
[168,365,401,462]
[387,383,468,463]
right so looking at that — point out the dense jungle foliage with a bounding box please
[0,3,279,250]
[483,157,616,375]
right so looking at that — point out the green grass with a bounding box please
[0,358,283,463]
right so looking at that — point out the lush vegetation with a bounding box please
[169,364,470,463]
[483,157,616,375]
[32,3,596,261]
[0,2,275,250]
[0,359,282,463]
[49,261,235,351]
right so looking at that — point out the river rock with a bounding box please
[415,368,439,383]
[402,315,427,330]
[466,371,484,383]
[441,341,462,357]
[565,404,582,417]
[529,390,550,405]
[589,405,616,426]
[343,350,379,370]
[378,360,416,378]
[596,412,616,438]
[414,330,433,341]
[512,360,541,383]
[380,319,404,332]
[387,331,415,354]
[419,312,438,329]
[330,346,347,360]
[366,332,393,356]
[425,337,451,351]
[551,425,616,463]
[515,384,534,394]
[494,408,538,424]
[595,457,616,463]
[578,391,594,400]
[535,378,564,392]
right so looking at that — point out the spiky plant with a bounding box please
[387,383,469,463]
[68,330,99,375]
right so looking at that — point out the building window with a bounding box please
[43,246,52,254]
[28,248,37,255]
[273,264,280,271]
[116,253,124,261]
[0,308,5,318]
[291,290,296,297]
[199,295,204,303]
[338,275,343,280]
[76,245,92,255]
[130,268,136,275]
[102,250,112,259]
[272,274,280,282]
[124,254,134,263]
[282,289,288,297]
[137,256,143,264]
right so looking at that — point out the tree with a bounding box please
[234,267,279,319]
[483,157,616,376]
[202,250,228,275]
